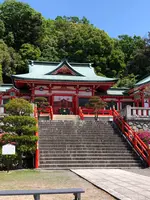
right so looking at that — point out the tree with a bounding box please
[116,35,145,64]
[0,0,43,49]
[1,116,37,136]
[0,20,5,39]
[114,74,137,88]
[5,98,33,116]
[0,98,37,169]
[34,97,49,118]
[86,96,107,120]
[106,48,126,77]
[19,43,41,60]
[0,64,3,83]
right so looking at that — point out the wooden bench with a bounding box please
[0,188,85,200]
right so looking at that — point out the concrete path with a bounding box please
[71,169,150,200]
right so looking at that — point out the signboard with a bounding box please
[2,144,16,155]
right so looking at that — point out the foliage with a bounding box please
[0,146,18,170]
[138,131,150,145]
[5,98,33,116]
[0,64,3,83]
[19,43,41,61]
[86,96,107,119]
[0,0,148,85]
[34,97,49,107]
[1,116,37,136]
[114,74,137,88]
[0,0,43,49]
[143,86,150,98]
[0,98,37,169]
[106,48,125,77]
[1,134,38,153]
[34,97,49,117]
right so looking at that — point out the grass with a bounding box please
[0,169,115,200]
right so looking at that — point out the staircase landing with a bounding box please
[53,115,79,120]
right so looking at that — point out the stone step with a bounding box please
[39,150,134,154]
[39,140,125,146]
[39,163,142,168]
[39,146,132,151]
[39,152,136,156]
[39,156,140,161]
[38,144,129,147]
[40,159,141,164]
[39,134,123,137]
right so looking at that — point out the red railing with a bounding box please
[49,106,53,120]
[79,107,84,120]
[34,104,39,169]
[113,109,150,166]
[81,108,113,115]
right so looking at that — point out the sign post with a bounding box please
[2,144,16,172]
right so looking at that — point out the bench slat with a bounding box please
[0,188,85,196]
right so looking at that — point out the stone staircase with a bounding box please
[38,120,145,169]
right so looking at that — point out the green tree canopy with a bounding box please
[86,96,107,119]
[0,0,44,49]
[5,98,33,116]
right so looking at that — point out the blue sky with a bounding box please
[0,0,150,38]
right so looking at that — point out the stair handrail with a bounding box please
[34,104,39,168]
[79,107,84,120]
[112,109,150,166]
[49,106,53,120]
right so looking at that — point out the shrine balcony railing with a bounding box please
[81,108,113,115]
[78,107,113,120]
[120,105,150,120]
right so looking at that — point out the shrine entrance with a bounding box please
[52,95,74,114]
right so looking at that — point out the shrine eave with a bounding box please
[12,77,117,83]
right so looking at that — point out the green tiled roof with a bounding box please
[12,60,117,83]
[0,84,13,92]
[135,75,150,86]
[107,88,128,95]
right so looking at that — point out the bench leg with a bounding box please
[34,194,40,200]
[74,193,81,200]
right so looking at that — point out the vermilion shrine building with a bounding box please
[0,59,149,114]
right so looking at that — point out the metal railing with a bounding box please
[113,109,150,166]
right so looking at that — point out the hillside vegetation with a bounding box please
[0,0,149,88]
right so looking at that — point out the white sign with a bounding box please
[2,144,16,155]
[54,96,72,102]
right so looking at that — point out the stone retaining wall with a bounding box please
[127,120,150,132]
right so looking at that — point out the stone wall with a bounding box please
[128,120,150,132]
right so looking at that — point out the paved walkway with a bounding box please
[72,169,150,200]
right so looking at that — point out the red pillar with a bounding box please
[75,86,79,115]
[118,98,121,110]
[31,84,35,102]
[141,91,144,107]
[92,86,95,96]
[48,85,52,106]
[34,105,39,169]
[0,95,2,105]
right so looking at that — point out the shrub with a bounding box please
[138,131,150,145]
[5,98,33,116]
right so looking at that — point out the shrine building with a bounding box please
[0,59,149,114]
